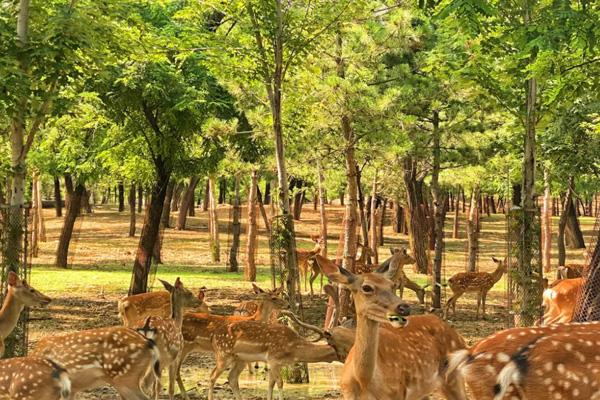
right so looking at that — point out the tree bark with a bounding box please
[31,174,40,257]
[202,178,210,212]
[317,159,328,257]
[176,176,200,230]
[452,189,460,239]
[161,181,175,229]
[82,188,92,214]
[256,186,271,233]
[245,170,258,281]
[34,175,46,242]
[227,174,242,272]
[565,184,585,249]
[356,166,370,261]
[392,201,402,233]
[64,174,74,213]
[208,175,220,262]
[378,198,386,246]
[137,184,143,213]
[55,182,85,268]
[171,182,184,212]
[118,182,125,212]
[264,181,271,205]
[128,183,136,237]
[467,187,480,272]
[370,173,379,264]
[403,157,430,274]
[541,169,552,272]
[53,176,62,217]
[292,178,304,220]
[129,165,170,295]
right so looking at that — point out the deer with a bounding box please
[32,324,161,400]
[541,277,583,325]
[0,271,51,356]
[134,277,199,400]
[118,285,209,328]
[296,236,322,296]
[173,283,287,399]
[446,320,600,400]
[0,356,71,400]
[444,256,508,319]
[208,319,339,400]
[493,328,600,400]
[319,250,468,400]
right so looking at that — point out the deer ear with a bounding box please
[197,288,205,302]
[401,248,407,255]
[159,279,174,292]
[274,285,284,295]
[492,257,500,263]
[252,283,264,294]
[376,257,392,274]
[174,277,183,289]
[6,272,19,287]
[320,260,355,286]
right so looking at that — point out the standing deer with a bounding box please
[208,319,339,400]
[118,285,209,327]
[0,271,51,356]
[447,320,600,400]
[444,256,508,319]
[32,325,161,399]
[135,278,199,399]
[0,356,71,400]
[296,237,322,296]
[319,252,467,400]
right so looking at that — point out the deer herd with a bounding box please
[0,241,596,400]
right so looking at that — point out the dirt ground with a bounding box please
[24,203,594,399]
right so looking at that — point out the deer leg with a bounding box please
[309,270,318,298]
[481,290,487,319]
[175,350,190,400]
[115,387,151,400]
[168,360,179,400]
[267,364,283,400]
[444,293,458,319]
[441,370,468,400]
[208,356,233,400]
[227,360,246,400]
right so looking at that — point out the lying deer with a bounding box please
[118,284,209,327]
[444,256,508,319]
[319,251,467,399]
[542,277,583,325]
[447,320,600,400]
[174,283,287,400]
[0,356,71,400]
[208,319,339,400]
[32,325,161,399]
[0,271,51,356]
[135,277,200,400]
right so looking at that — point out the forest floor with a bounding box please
[25,203,595,399]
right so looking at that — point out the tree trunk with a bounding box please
[55,183,85,268]
[370,173,378,264]
[339,191,345,206]
[31,174,40,257]
[171,182,184,212]
[118,182,125,212]
[356,166,370,262]
[467,187,480,272]
[317,159,328,257]
[82,188,92,214]
[218,178,227,204]
[490,195,497,214]
[161,181,175,229]
[137,184,143,213]
[393,201,402,233]
[64,174,73,216]
[188,190,195,216]
[565,184,585,249]
[129,166,170,295]
[541,169,552,272]
[264,181,271,205]
[128,183,136,237]
[53,176,62,217]
[245,170,258,281]
[452,190,460,239]
[256,186,271,233]
[34,175,46,242]
[557,184,572,266]
[403,158,430,274]
[176,176,200,230]
[202,179,210,212]
[292,179,304,220]
[227,174,242,272]
[378,198,386,246]
[208,175,220,262]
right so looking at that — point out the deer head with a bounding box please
[159,277,202,310]
[7,271,51,308]
[251,283,287,309]
[491,256,508,273]
[321,260,410,328]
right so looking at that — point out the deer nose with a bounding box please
[395,303,410,316]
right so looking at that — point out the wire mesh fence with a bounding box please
[572,215,600,322]
[0,204,32,358]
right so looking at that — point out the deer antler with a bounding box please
[279,310,326,342]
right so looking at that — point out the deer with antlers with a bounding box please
[173,283,287,399]
[0,271,51,356]
[446,320,600,400]
[118,285,209,328]
[319,252,467,400]
[208,318,339,400]
[444,256,508,319]
[0,356,71,400]
[32,324,161,399]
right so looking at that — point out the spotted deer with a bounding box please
[118,285,209,328]
[173,283,287,400]
[320,254,467,400]
[32,325,161,399]
[444,257,508,319]
[135,278,199,400]
[208,319,339,400]
[0,271,51,356]
[296,237,322,296]
[0,356,71,400]
[446,321,600,400]
[542,277,583,325]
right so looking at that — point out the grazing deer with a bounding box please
[320,253,467,400]
[135,278,199,400]
[174,283,287,399]
[0,271,51,356]
[446,321,600,400]
[296,237,322,296]
[542,277,583,325]
[32,325,161,399]
[444,257,508,319]
[208,319,339,400]
[118,285,209,328]
[0,356,71,400]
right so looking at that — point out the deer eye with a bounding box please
[361,285,374,294]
